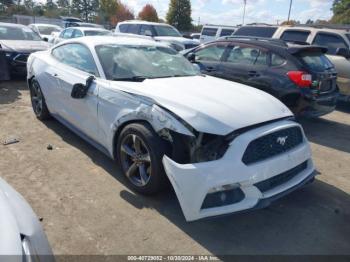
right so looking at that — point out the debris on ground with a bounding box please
[2,137,20,146]
[47,144,53,150]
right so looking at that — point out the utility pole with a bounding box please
[242,0,247,25]
[287,0,293,22]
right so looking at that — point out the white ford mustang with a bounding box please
[27,36,316,221]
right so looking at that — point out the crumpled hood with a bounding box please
[0,40,50,53]
[112,75,293,135]
[154,36,199,45]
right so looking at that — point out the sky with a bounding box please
[126,0,334,26]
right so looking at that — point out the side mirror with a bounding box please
[71,75,95,99]
[187,52,196,63]
[42,37,48,42]
[144,30,153,37]
[335,47,350,59]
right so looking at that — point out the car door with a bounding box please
[50,43,101,141]
[192,42,228,77]
[220,43,270,91]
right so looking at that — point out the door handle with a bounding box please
[52,73,58,77]
[248,71,259,77]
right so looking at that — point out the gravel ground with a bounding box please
[0,80,350,256]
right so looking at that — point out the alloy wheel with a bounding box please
[120,134,152,187]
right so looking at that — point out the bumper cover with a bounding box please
[162,120,315,221]
[299,93,338,118]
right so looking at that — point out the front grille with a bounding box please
[13,54,29,64]
[254,161,308,193]
[242,126,303,165]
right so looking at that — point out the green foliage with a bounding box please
[71,0,99,22]
[331,0,350,24]
[166,0,192,31]
[99,0,118,24]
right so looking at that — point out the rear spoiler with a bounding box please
[287,45,328,55]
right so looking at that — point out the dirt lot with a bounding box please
[0,80,350,256]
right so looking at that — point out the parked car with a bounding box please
[0,177,53,260]
[183,37,338,118]
[66,22,104,28]
[190,33,201,40]
[0,22,51,78]
[0,49,10,80]
[234,25,350,101]
[115,20,199,51]
[28,23,63,42]
[200,25,237,43]
[27,36,316,221]
[53,27,112,44]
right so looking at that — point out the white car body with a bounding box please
[53,27,111,45]
[115,20,199,51]
[0,177,53,260]
[28,23,63,43]
[200,25,237,43]
[27,36,316,221]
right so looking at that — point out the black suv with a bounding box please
[183,37,339,117]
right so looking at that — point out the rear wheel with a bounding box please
[117,123,170,195]
[29,78,51,120]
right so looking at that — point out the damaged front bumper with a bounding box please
[162,120,315,222]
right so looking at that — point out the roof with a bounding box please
[67,27,109,32]
[118,20,171,27]
[58,35,167,48]
[29,23,62,28]
[0,22,28,28]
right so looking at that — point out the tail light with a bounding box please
[287,71,312,88]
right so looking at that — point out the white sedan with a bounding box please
[27,36,316,221]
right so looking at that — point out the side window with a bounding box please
[62,28,73,39]
[195,44,226,62]
[73,29,83,38]
[220,29,235,37]
[52,44,99,76]
[140,24,153,36]
[313,33,348,54]
[119,24,128,33]
[281,30,310,43]
[226,45,268,66]
[201,28,218,37]
[127,24,140,34]
[270,53,286,67]
[234,26,277,38]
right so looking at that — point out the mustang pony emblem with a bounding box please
[277,136,288,146]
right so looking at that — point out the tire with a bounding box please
[29,78,51,120]
[117,123,170,195]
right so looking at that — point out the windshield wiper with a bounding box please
[113,76,148,82]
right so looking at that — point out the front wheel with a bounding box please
[29,78,51,120]
[117,123,170,195]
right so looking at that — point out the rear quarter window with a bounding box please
[297,52,334,72]
[202,27,218,37]
[234,26,277,38]
[119,24,128,33]
[220,29,235,37]
[281,30,310,43]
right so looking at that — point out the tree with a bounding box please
[280,20,300,26]
[71,0,99,21]
[111,1,134,25]
[166,0,192,31]
[331,0,350,24]
[99,0,118,24]
[138,4,158,22]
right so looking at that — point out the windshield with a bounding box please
[0,25,42,41]
[95,45,198,81]
[37,25,61,35]
[154,25,181,37]
[85,30,111,36]
[297,51,334,72]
